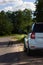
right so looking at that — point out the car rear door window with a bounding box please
[33,24,43,32]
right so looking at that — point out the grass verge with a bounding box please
[0,34,27,43]
[12,34,27,43]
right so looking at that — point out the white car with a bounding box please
[24,22,43,54]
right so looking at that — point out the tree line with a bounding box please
[0,9,32,35]
[0,0,43,35]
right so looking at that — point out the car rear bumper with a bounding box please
[30,47,43,51]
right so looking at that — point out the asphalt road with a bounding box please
[0,37,43,65]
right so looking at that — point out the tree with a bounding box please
[0,11,13,35]
[23,9,32,33]
[13,9,32,33]
[34,0,43,22]
[6,9,32,34]
[14,10,24,33]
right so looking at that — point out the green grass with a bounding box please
[10,34,27,43]
[12,34,27,43]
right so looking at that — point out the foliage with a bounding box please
[0,11,13,35]
[0,9,32,35]
[34,0,43,22]
[6,9,32,33]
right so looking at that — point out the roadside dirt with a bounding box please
[0,37,43,65]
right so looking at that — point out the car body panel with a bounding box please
[25,23,43,50]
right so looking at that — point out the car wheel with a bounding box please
[24,43,27,52]
[27,47,29,55]
[27,46,31,55]
[24,37,27,52]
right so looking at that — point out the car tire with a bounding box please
[27,46,31,55]
[24,37,27,52]
[27,47,29,55]
[24,43,27,52]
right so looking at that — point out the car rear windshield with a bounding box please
[33,24,43,32]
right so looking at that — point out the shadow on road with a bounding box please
[0,51,25,64]
[0,51,43,64]
[0,52,20,63]
[0,40,23,47]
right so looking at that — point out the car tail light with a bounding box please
[31,33,35,39]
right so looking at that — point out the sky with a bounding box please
[0,0,36,12]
